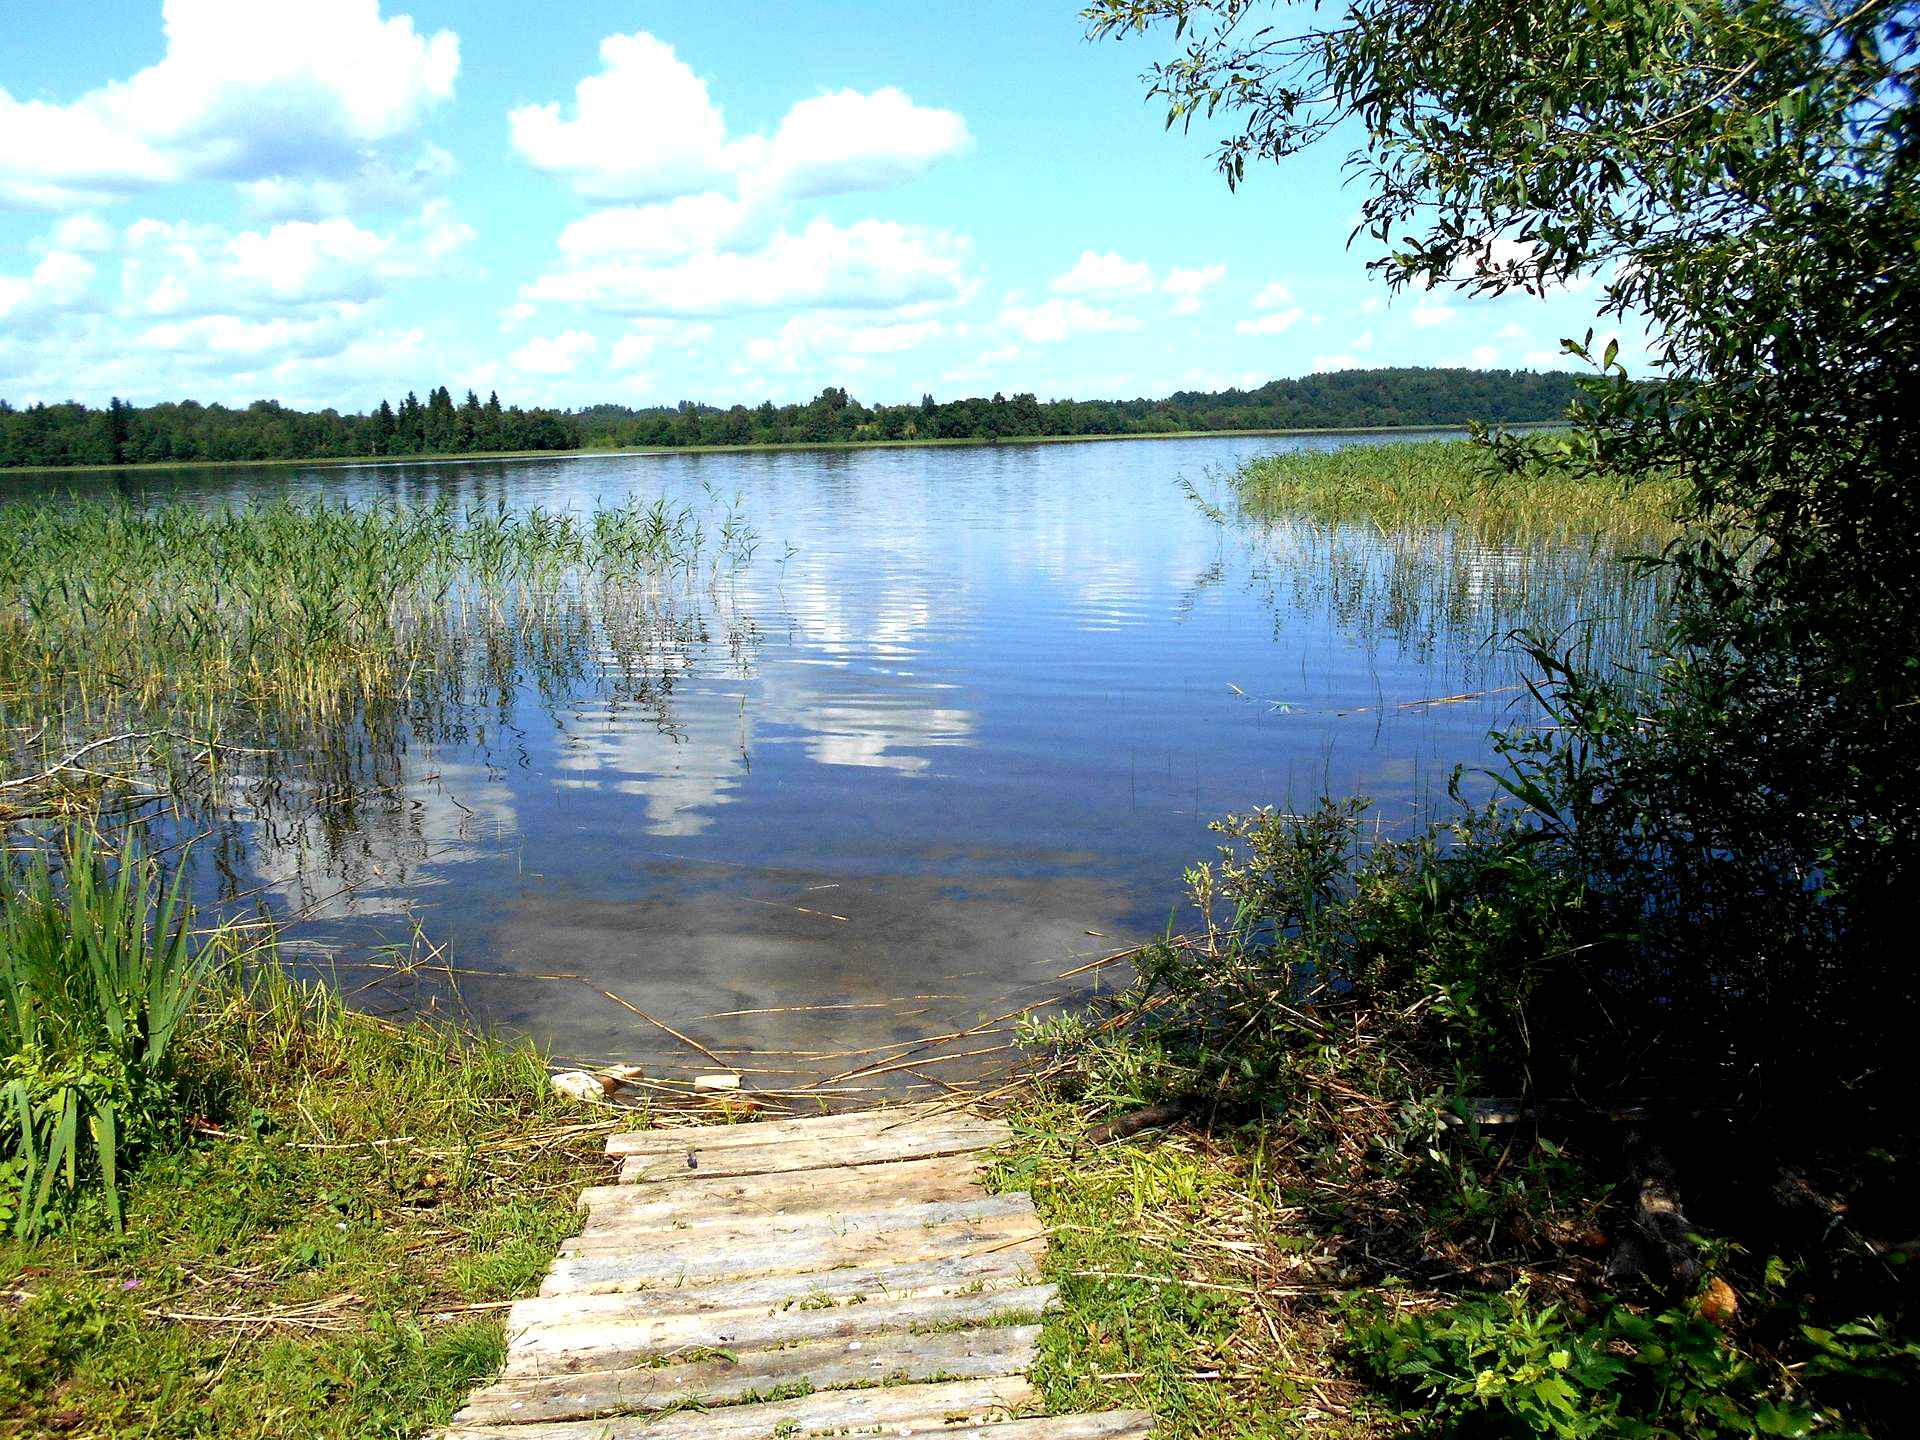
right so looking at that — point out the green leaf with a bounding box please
[1753,1401,1815,1437]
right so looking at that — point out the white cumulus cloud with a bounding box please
[0,0,459,209]
[742,87,970,201]
[527,218,971,319]
[1237,308,1304,337]
[238,144,457,220]
[610,319,714,371]
[120,204,472,316]
[1050,250,1154,298]
[133,303,372,360]
[555,195,756,265]
[0,252,99,323]
[745,314,946,373]
[515,34,974,327]
[1164,263,1226,314]
[508,33,732,204]
[48,215,117,254]
[511,330,598,376]
[998,298,1141,344]
[510,32,967,205]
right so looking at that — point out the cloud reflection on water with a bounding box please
[66,433,1664,1076]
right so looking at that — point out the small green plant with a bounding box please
[1345,1283,1855,1439]
[1350,1283,1629,1438]
[1106,795,1586,1115]
[0,831,222,1236]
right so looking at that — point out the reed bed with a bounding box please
[1225,438,1679,547]
[1199,440,1678,682]
[0,495,760,820]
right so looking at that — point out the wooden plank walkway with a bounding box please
[436,1104,1150,1440]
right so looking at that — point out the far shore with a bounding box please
[0,417,1561,480]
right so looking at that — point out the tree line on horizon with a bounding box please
[0,366,1582,470]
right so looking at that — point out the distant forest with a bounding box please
[0,367,1581,470]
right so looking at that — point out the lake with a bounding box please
[11,433,1661,1092]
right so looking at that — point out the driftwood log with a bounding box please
[1085,1099,1193,1145]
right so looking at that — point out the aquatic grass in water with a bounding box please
[1206,440,1677,682]
[1227,438,1679,546]
[0,495,761,819]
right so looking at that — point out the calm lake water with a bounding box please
[19,434,1660,1087]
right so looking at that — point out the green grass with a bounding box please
[1,832,211,1236]
[1225,439,1678,545]
[0,494,747,711]
[990,1097,1367,1440]
[1206,438,1677,680]
[0,845,622,1438]
[0,991,616,1437]
[995,794,1919,1440]
[0,494,759,822]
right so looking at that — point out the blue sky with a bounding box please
[0,1,1622,412]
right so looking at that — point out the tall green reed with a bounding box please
[1227,439,1679,546]
[0,495,761,821]
[1,832,221,1236]
[1202,439,1677,683]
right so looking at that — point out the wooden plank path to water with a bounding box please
[435,1104,1151,1440]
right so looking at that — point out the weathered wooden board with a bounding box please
[447,1100,1149,1440]
[576,1156,990,1227]
[604,1104,969,1157]
[435,1375,1032,1440]
[557,1192,1036,1256]
[509,1246,1046,1334]
[616,1118,1009,1186]
[542,1207,1045,1295]
[453,1324,1042,1426]
[496,1284,1058,1380]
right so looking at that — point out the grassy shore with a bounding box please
[0,849,619,1437]
[0,1011,612,1438]
[7,830,1911,1439]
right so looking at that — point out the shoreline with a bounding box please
[0,418,1558,480]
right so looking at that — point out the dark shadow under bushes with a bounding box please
[1027,788,1918,1437]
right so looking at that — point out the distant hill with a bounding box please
[1,367,1579,470]
[572,367,1580,448]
